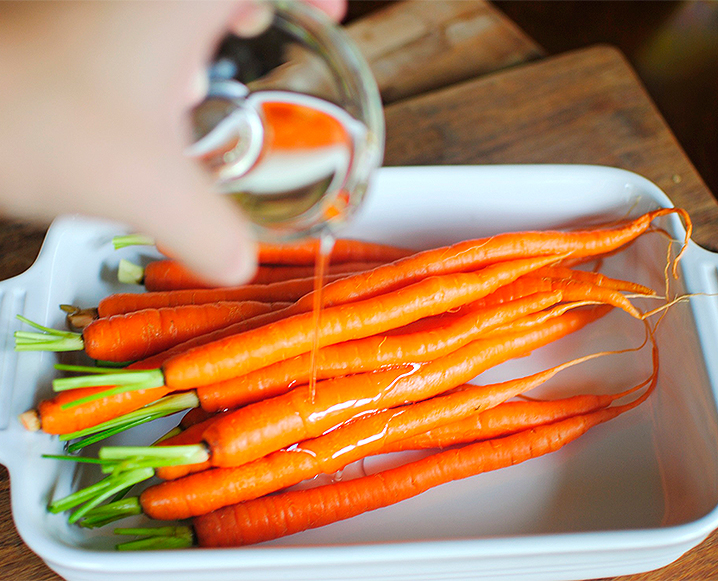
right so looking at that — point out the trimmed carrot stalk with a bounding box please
[195,291,565,412]
[162,255,566,392]
[280,208,690,317]
[200,307,608,469]
[16,301,281,363]
[96,276,340,318]
[192,393,649,547]
[130,259,383,291]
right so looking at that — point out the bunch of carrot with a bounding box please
[21,207,690,548]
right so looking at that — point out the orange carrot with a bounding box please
[120,236,411,265]
[33,383,171,435]
[142,358,612,517]
[179,407,216,429]
[139,260,383,292]
[200,307,607,469]
[256,238,412,265]
[195,291,565,412]
[162,255,565,392]
[529,266,656,294]
[279,208,689,317]
[383,394,630,453]
[260,100,350,150]
[96,276,341,318]
[192,389,649,546]
[87,301,281,362]
[252,262,383,284]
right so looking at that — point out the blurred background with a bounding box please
[345,0,718,198]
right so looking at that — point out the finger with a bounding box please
[305,0,348,21]
[132,162,259,287]
[227,1,275,38]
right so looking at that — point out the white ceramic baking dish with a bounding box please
[1,165,718,581]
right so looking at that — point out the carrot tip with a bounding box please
[19,409,40,432]
[60,305,99,331]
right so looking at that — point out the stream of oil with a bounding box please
[308,231,335,403]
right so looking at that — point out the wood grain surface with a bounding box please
[346,0,544,103]
[1,39,717,581]
[383,44,718,252]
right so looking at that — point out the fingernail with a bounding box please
[229,1,274,38]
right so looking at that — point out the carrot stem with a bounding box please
[99,444,209,465]
[60,392,199,452]
[66,418,154,453]
[48,447,208,523]
[41,455,115,466]
[48,467,154,519]
[14,316,83,352]
[58,381,166,410]
[69,468,155,524]
[79,497,142,529]
[118,259,145,285]
[53,368,164,392]
[54,364,136,375]
[112,234,155,250]
[115,526,194,551]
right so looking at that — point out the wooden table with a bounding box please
[2,41,718,581]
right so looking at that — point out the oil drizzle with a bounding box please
[309,230,335,402]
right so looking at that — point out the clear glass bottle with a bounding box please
[187,1,385,241]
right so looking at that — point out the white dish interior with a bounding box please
[1,165,717,581]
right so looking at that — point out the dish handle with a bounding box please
[0,269,42,467]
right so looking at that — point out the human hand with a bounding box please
[0,0,346,285]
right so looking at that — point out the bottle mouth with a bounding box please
[187,1,385,241]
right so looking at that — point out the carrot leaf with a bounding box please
[99,444,209,467]
[115,526,194,550]
[48,467,153,518]
[78,497,142,529]
[68,468,155,524]
[53,368,164,393]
